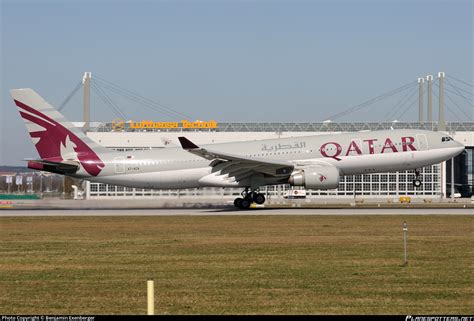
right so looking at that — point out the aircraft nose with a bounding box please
[454,139,465,149]
[452,141,465,157]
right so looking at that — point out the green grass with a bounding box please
[0,215,472,314]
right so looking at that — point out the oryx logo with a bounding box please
[14,99,105,176]
[319,174,327,182]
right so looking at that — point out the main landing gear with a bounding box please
[412,169,422,188]
[234,188,266,209]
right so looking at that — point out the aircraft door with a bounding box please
[114,156,125,173]
[416,134,428,151]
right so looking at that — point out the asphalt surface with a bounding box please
[1,207,473,216]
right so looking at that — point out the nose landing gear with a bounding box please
[412,169,422,188]
[234,188,266,209]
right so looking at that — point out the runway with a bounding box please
[1,207,473,216]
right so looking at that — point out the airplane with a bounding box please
[11,88,465,209]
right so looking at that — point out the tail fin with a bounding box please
[11,88,107,176]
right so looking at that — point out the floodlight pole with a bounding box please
[438,72,446,131]
[83,72,92,132]
[418,78,424,122]
[426,75,433,129]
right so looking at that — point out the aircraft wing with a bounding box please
[178,137,294,178]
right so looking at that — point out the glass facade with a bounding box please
[446,147,473,197]
[92,121,474,133]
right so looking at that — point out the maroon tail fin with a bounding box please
[11,88,107,176]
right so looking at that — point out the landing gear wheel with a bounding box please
[236,188,264,209]
[240,198,251,209]
[253,193,265,205]
[234,198,243,208]
[412,169,422,188]
[413,179,422,188]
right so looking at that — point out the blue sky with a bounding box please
[1,0,473,165]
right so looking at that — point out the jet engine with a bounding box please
[288,166,340,189]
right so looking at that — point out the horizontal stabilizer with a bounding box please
[26,159,80,175]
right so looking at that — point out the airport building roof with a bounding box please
[82,121,474,133]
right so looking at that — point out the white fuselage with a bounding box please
[72,129,465,190]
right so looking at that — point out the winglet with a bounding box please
[178,136,199,150]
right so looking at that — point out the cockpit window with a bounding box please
[442,136,453,142]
